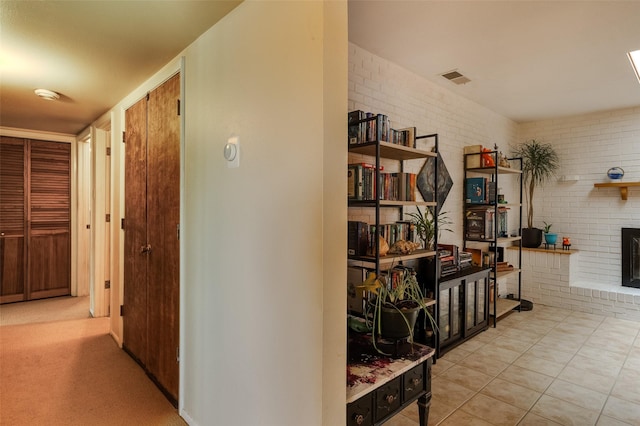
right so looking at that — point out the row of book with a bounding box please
[465,177,496,204]
[465,206,509,240]
[348,163,417,201]
[348,220,415,257]
[348,110,416,148]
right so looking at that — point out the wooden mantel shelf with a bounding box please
[593,182,640,200]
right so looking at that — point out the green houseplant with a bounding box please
[405,206,453,250]
[543,222,558,245]
[512,139,559,248]
[357,267,437,355]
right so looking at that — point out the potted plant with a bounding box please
[357,266,437,355]
[405,206,453,250]
[543,222,558,245]
[512,139,559,248]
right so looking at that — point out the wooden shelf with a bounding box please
[349,199,437,208]
[489,298,520,318]
[465,236,521,245]
[593,182,640,200]
[466,166,522,175]
[348,141,436,161]
[508,246,578,255]
[348,249,437,270]
[495,268,521,279]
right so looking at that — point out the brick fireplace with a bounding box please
[622,228,640,289]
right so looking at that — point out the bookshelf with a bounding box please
[346,111,440,335]
[463,148,523,327]
[346,111,439,425]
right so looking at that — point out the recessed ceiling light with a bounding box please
[34,88,60,101]
[628,50,640,84]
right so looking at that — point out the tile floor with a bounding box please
[386,304,640,426]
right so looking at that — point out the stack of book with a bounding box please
[465,177,496,204]
[348,163,382,200]
[464,206,509,240]
[438,244,459,277]
[348,110,416,148]
[348,163,417,201]
[348,220,418,258]
[496,261,515,273]
[369,222,415,249]
[459,251,473,270]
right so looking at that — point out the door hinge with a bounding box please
[122,131,126,144]
[177,99,181,116]
[176,223,180,240]
[121,218,125,230]
[120,305,124,316]
[106,214,111,223]
[176,346,180,362]
[106,147,111,156]
[146,92,150,101]
[105,280,110,289]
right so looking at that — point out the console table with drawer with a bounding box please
[347,337,435,426]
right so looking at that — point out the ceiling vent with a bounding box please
[441,70,471,85]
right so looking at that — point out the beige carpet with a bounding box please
[0,306,185,425]
[0,296,91,326]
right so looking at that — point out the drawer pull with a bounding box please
[353,414,364,425]
[385,394,396,404]
[411,378,421,386]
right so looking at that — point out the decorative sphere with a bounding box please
[607,167,624,181]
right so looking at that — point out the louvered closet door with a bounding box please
[146,73,180,402]
[28,140,71,300]
[0,137,27,303]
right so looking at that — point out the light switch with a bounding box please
[224,136,240,168]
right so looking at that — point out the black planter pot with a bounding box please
[379,305,420,339]
[522,228,543,248]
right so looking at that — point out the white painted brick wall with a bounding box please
[348,43,519,247]
[505,248,640,320]
[518,109,640,286]
[349,43,640,319]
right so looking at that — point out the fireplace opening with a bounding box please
[622,228,640,288]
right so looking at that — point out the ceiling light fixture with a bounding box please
[34,88,60,101]
[628,50,640,84]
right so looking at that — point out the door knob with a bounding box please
[140,244,152,254]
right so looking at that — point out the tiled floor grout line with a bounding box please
[421,307,640,426]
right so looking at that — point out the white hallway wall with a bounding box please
[179,2,346,425]
[101,1,347,425]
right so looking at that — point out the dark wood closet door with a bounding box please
[146,73,180,401]
[123,73,180,405]
[124,96,150,364]
[0,137,27,303]
[28,140,71,300]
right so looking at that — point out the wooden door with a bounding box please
[123,73,180,405]
[28,140,71,300]
[0,137,70,303]
[146,73,180,401]
[0,137,27,303]
[124,96,149,364]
